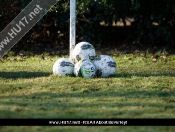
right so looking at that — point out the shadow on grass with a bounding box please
[1,90,175,99]
[0,71,174,79]
[1,90,175,105]
[28,90,175,98]
[0,71,51,79]
[1,90,175,118]
[113,73,175,78]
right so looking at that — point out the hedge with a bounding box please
[1,0,175,52]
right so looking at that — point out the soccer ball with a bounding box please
[72,42,96,63]
[93,55,116,77]
[53,58,74,76]
[74,59,96,78]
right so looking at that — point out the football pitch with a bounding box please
[0,51,175,131]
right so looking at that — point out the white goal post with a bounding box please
[70,0,76,59]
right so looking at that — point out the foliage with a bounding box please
[0,0,21,31]
[51,0,175,49]
[130,0,175,49]
[1,0,175,52]
[73,0,175,48]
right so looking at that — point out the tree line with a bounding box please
[1,0,175,53]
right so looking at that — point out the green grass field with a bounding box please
[0,51,175,131]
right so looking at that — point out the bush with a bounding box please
[130,0,175,49]
[1,0,175,53]
[51,0,175,49]
[0,0,21,31]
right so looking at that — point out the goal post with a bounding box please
[70,0,76,59]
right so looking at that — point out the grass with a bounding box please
[0,51,175,131]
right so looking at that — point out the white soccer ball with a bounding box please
[74,59,96,78]
[53,58,74,76]
[72,42,96,63]
[93,55,116,77]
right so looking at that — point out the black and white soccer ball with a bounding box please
[93,55,116,77]
[53,58,74,76]
[72,42,96,63]
[74,59,96,78]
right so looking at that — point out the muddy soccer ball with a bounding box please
[72,42,96,63]
[74,59,96,78]
[93,55,116,77]
[53,58,74,76]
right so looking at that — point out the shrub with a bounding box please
[1,0,175,52]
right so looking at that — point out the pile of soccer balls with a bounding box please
[53,42,116,78]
